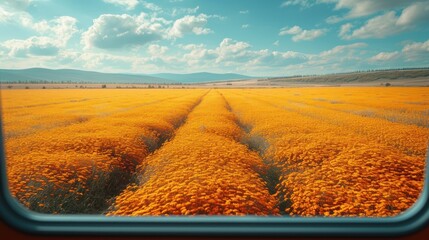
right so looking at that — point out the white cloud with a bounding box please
[140,44,178,70]
[179,38,309,73]
[279,25,302,35]
[279,25,326,41]
[180,43,205,51]
[338,23,352,38]
[281,0,313,8]
[402,39,429,61]
[0,3,79,63]
[296,30,325,41]
[2,37,59,57]
[367,39,429,63]
[215,38,251,63]
[79,52,137,70]
[182,44,217,66]
[169,14,212,38]
[209,14,227,21]
[239,10,249,14]
[147,44,168,56]
[283,42,369,74]
[82,13,167,49]
[248,49,309,68]
[103,0,139,10]
[326,15,343,24]
[103,0,162,12]
[34,16,78,46]
[340,2,429,40]
[0,6,15,21]
[141,1,162,12]
[52,50,148,72]
[323,0,429,24]
[241,24,249,29]
[332,0,413,18]
[273,40,280,46]
[280,0,338,9]
[1,15,77,57]
[346,11,403,39]
[396,1,429,26]
[0,5,34,27]
[56,50,81,65]
[370,51,400,61]
[172,6,199,17]
[307,43,367,68]
[0,5,77,43]
[1,0,32,10]
[318,42,367,58]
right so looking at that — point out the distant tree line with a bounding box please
[5,84,191,90]
[0,80,188,85]
[1,80,92,84]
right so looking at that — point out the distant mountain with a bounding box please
[0,68,254,84]
[0,68,174,84]
[150,72,253,83]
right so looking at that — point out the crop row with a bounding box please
[108,91,279,216]
[241,88,429,128]
[222,90,426,216]
[235,89,429,157]
[5,90,207,213]
[1,89,189,139]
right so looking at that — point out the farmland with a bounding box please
[1,87,428,216]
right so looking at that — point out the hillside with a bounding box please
[266,69,429,84]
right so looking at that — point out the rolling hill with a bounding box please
[265,69,429,84]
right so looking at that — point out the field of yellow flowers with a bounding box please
[1,87,428,216]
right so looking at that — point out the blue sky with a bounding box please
[0,0,429,76]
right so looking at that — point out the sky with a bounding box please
[0,0,429,76]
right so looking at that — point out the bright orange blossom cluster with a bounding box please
[108,91,279,216]
[221,88,428,217]
[1,87,427,217]
[3,89,206,210]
